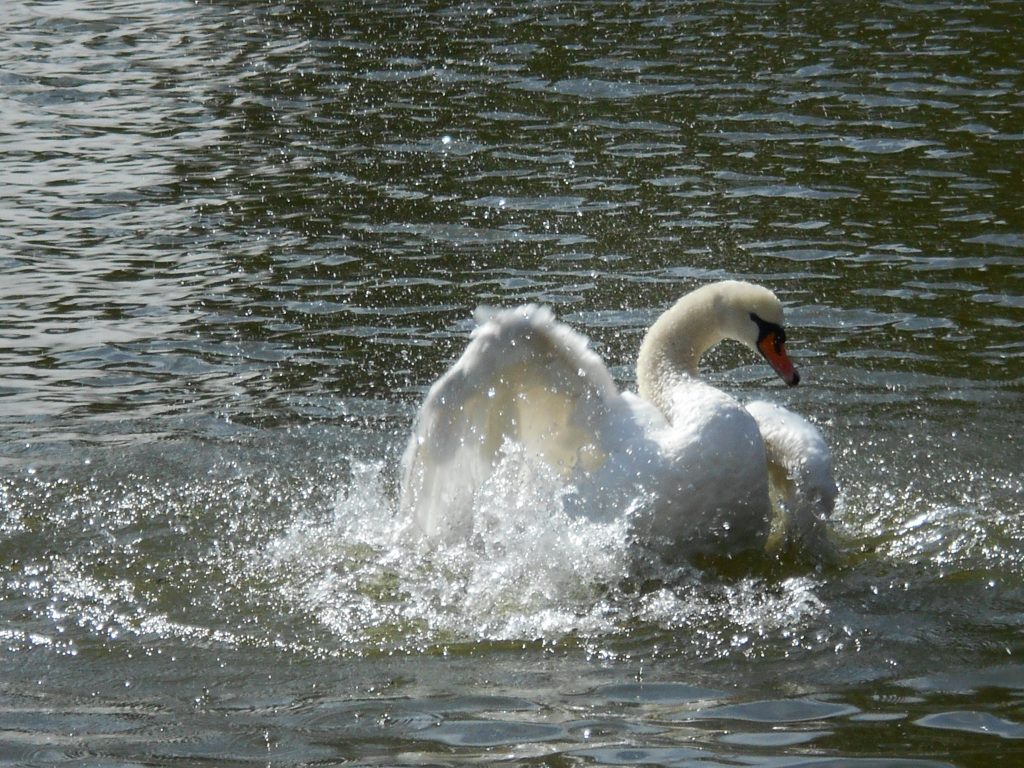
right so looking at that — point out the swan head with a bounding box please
[637,281,802,414]
[721,282,800,387]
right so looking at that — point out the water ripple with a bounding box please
[1,2,1023,766]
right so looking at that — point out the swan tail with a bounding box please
[401,305,621,541]
[745,400,839,560]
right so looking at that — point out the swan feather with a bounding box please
[401,282,837,560]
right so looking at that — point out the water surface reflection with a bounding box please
[0,2,1022,766]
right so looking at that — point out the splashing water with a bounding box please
[6,420,1019,670]
[263,450,636,649]
[0,432,846,662]
[255,440,843,659]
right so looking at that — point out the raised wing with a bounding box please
[400,305,623,541]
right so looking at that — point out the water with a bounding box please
[1,0,1022,764]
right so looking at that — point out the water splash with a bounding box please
[5,423,1018,665]
[263,455,634,649]
[256,449,840,657]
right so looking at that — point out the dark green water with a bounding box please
[1,1,1022,765]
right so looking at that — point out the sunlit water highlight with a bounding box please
[1,0,1022,766]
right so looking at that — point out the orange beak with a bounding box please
[757,332,800,386]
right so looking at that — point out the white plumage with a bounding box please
[400,281,837,561]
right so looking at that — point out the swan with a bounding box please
[400,280,837,561]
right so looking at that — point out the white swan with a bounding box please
[400,280,837,561]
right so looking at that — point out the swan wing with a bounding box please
[745,400,838,556]
[401,305,624,541]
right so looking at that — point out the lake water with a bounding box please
[1,1,1022,765]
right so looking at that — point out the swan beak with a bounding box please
[758,333,800,386]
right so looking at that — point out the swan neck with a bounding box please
[635,285,730,416]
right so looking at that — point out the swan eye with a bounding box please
[773,326,787,351]
[750,313,785,351]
